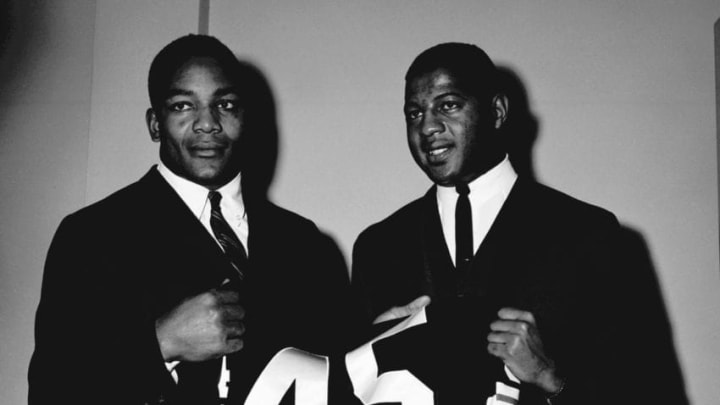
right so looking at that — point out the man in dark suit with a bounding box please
[351,43,624,404]
[29,34,351,405]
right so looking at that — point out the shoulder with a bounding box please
[43,172,159,277]
[358,193,427,235]
[246,199,338,259]
[354,191,430,250]
[249,199,319,232]
[522,180,618,225]
[511,180,620,246]
[59,170,159,227]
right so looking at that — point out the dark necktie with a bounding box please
[455,183,473,272]
[208,191,247,281]
[178,191,248,404]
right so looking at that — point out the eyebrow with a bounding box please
[433,91,465,100]
[165,88,193,98]
[214,87,240,97]
[405,91,465,107]
[164,86,240,99]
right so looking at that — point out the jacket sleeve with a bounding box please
[28,214,176,405]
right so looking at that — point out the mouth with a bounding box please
[424,145,451,163]
[190,144,226,158]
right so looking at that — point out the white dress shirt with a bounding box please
[436,155,517,265]
[157,163,249,253]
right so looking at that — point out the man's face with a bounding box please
[147,57,243,189]
[404,68,502,186]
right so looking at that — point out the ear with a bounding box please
[491,94,509,129]
[146,108,161,142]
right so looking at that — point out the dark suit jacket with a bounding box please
[352,179,624,404]
[29,168,352,405]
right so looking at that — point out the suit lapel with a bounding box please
[419,187,457,299]
[242,198,272,285]
[137,169,235,303]
[468,179,535,307]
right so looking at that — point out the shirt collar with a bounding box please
[437,154,518,205]
[156,162,244,218]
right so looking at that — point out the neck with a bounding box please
[458,151,505,186]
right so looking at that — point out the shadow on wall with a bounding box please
[236,59,279,204]
[498,64,689,404]
[236,59,348,273]
[614,226,689,404]
[0,1,49,131]
[498,66,539,182]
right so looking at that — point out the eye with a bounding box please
[216,99,239,112]
[168,101,193,112]
[439,100,461,113]
[405,109,422,122]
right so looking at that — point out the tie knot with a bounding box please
[208,191,222,209]
[456,183,470,196]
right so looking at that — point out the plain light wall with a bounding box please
[86,0,200,202]
[0,1,96,402]
[1,1,719,404]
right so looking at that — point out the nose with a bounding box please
[420,112,443,137]
[193,106,221,133]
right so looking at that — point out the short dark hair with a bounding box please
[405,42,499,102]
[148,34,243,111]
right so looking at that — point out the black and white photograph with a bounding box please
[0,1,718,404]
